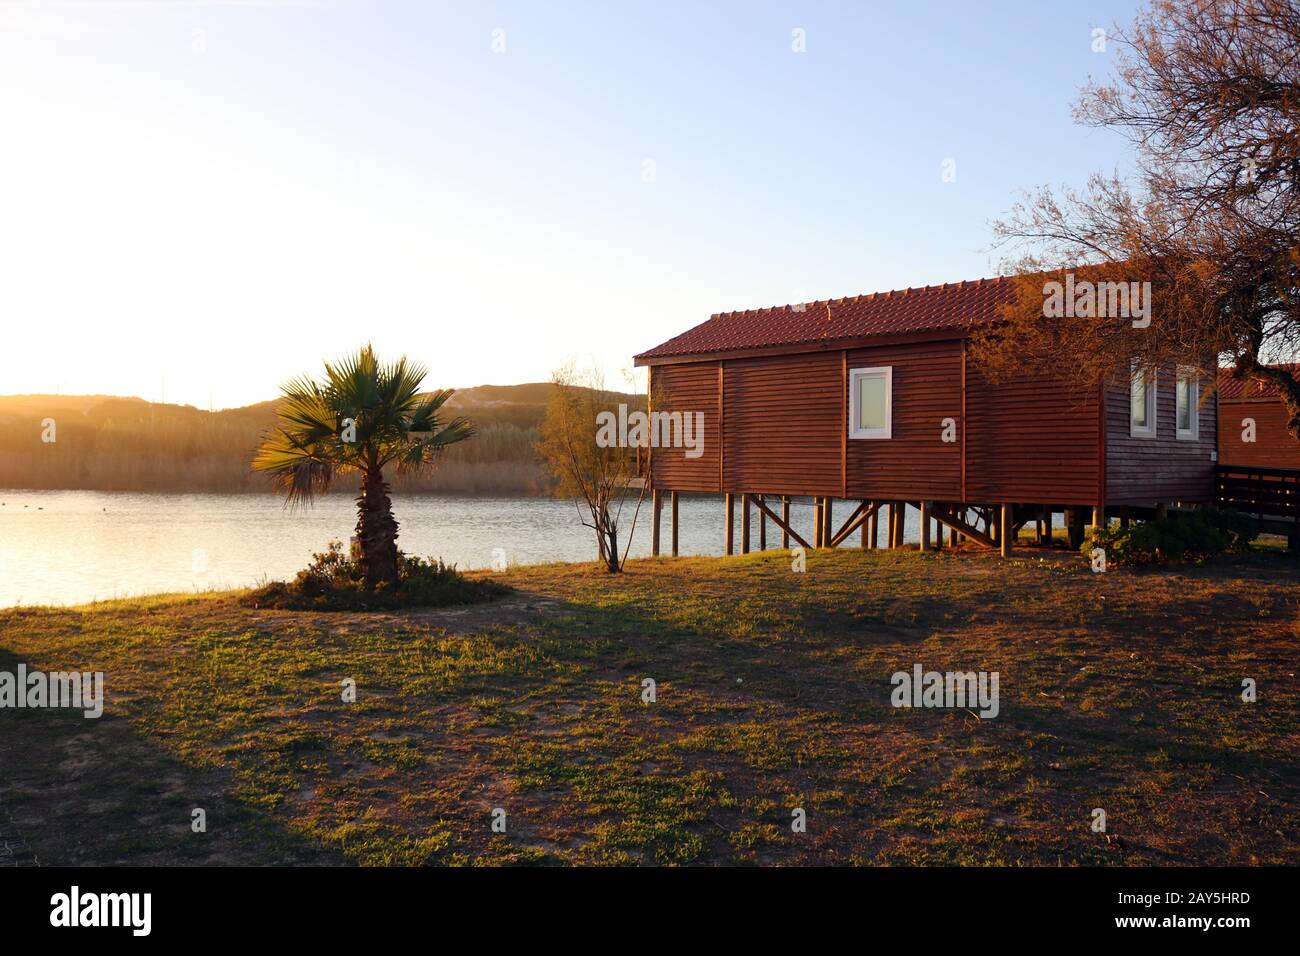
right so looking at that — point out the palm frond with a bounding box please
[269,458,335,509]
[252,345,474,498]
[322,343,381,419]
[381,356,430,417]
[251,428,338,507]
[274,388,340,444]
[395,415,476,472]
[408,388,455,431]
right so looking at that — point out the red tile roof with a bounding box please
[1218,364,1300,400]
[636,276,1017,362]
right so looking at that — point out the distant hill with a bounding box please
[0,384,644,495]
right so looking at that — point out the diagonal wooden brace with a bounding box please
[929,505,996,549]
[751,495,812,551]
[829,501,879,548]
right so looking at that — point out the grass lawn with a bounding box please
[1,544,1297,866]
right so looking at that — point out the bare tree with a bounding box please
[536,363,647,572]
[971,0,1300,440]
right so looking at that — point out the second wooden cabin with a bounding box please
[1217,364,1300,469]
[634,276,1218,555]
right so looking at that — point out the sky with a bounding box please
[0,0,1142,409]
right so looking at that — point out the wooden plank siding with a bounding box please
[722,352,842,496]
[1218,398,1300,470]
[844,340,963,500]
[645,343,1216,508]
[964,368,1100,505]
[1104,366,1217,504]
[648,361,721,492]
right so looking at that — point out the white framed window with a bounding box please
[849,366,892,440]
[1129,362,1157,438]
[1175,366,1199,440]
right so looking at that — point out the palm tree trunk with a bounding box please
[357,465,400,589]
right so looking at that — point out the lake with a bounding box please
[0,489,929,607]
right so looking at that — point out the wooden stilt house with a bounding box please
[634,276,1219,556]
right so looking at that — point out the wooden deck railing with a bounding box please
[1215,464,1300,520]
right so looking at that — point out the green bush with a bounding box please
[242,540,509,611]
[1081,508,1257,566]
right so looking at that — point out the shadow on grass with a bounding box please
[0,647,345,867]
[0,546,1295,865]
[465,553,1299,863]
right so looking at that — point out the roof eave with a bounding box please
[635,326,976,367]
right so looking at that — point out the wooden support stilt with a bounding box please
[1155,502,1168,521]
[759,496,767,550]
[867,505,879,549]
[999,504,1013,557]
[1092,505,1105,532]
[651,489,662,556]
[813,498,824,548]
[741,494,752,554]
[919,501,931,551]
[861,501,870,548]
[886,503,897,548]
[670,492,679,556]
[725,493,735,555]
[1066,508,1084,549]
[781,496,791,549]
[1043,509,1052,545]
[823,498,834,549]
[1120,505,1129,530]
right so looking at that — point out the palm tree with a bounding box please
[253,345,473,589]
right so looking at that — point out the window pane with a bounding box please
[1130,372,1147,427]
[858,375,887,431]
[1176,378,1191,431]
